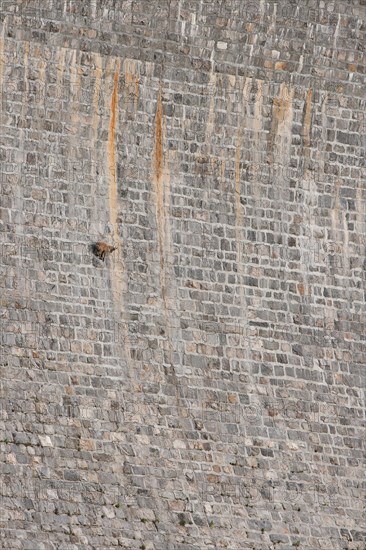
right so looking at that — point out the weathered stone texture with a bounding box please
[0,0,365,548]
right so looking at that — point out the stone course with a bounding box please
[0,0,365,548]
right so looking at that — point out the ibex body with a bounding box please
[93,242,117,261]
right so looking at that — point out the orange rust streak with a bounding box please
[109,68,119,174]
[155,91,163,182]
[153,91,166,299]
[272,97,287,125]
[269,83,293,157]
[272,83,291,129]
[108,67,119,231]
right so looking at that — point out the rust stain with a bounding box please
[302,88,313,149]
[272,83,292,126]
[69,51,81,131]
[269,82,294,159]
[109,67,119,160]
[152,89,174,311]
[104,60,131,363]
[153,90,167,298]
[108,62,120,238]
[235,77,250,227]
[252,80,263,181]
[154,90,163,183]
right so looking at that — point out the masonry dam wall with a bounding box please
[1,1,365,549]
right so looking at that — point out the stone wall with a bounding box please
[0,1,365,548]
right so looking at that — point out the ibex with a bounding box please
[93,242,117,261]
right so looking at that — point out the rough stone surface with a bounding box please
[0,1,365,549]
